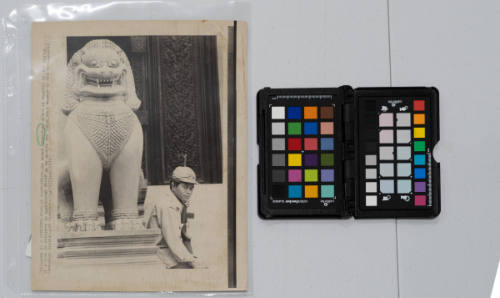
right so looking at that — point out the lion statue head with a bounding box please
[63,39,141,114]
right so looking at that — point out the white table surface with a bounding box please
[1,0,499,297]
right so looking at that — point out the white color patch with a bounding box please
[271,106,285,119]
[366,195,378,206]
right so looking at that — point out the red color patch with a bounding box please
[288,138,302,151]
[413,100,425,111]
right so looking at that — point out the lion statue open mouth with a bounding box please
[59,39,144,232]
[64,39,140,110]
[72,48,127,97]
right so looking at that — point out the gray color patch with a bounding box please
[366,154,377,166]
[397,180,412,193]
[366,168,377,179]
[396,113,411,127]
[397,129,411,143]
[380,179,394,193]
[272,154,285,166]
[397,163,411,177]
[380,163,394,177]
[272,138,285,151]
[397,146,411,160]
[272,122,285,135]
[272,169,286,182]
[380,147,394,160]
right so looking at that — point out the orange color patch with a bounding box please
[414,114,425,125]
[304,185,318,198]
[303,106,318,119]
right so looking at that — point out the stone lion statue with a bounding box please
[58,39,144,232]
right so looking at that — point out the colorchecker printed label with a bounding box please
[267,95,338,211]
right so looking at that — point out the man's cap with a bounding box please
[171,166,198,184]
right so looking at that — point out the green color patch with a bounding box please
[288,122,302,135]
[304,169,318,182]
[414,140,425,152]
[321,153,334,166]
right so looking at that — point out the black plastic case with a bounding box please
[257,86,440,219]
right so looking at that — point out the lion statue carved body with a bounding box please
[59,39,144,232]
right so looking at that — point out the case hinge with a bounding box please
[342,86,356,216]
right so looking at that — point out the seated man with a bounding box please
[143,166,199,268]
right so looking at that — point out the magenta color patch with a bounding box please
[288,169,302,182]
[414,181,426,193]
[415,195,426,206]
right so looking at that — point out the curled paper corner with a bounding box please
[25,235,31,258]
[492,259,500,298]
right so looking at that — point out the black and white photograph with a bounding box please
[31,21,247,292]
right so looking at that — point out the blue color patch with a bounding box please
[304,122,318,135]
[414,154,426,165]
[288,185,302,198]
[287,107,301,119]
[414,168,426,179]
[320,138,334,150]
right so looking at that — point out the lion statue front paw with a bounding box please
[65,219,102,232]
[107,218,145,231]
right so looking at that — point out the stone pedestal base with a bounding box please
[57,229,162,264]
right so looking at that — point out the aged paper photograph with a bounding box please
[31,20,247,292]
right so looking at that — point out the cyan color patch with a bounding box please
[414,154,426,165]
[321,185,334,198]
[288,185,302,198]
[414,168,426,179]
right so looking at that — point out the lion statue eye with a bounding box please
[108,59,119,68]
[90,60,98,67]
[70,53,82,67]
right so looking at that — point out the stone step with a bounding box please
[57,228,162,262]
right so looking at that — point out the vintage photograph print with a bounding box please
[31,21,247,292]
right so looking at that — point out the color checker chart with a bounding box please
[258,86,440,219]
[360,98,428,208]
[258,89,343,218]
[355,87,440,218]
[270,105,335,201]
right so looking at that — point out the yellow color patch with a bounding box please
[414,127,426,138]
[414,114,425,125]
[304,185,318,198]
[288,153,302,166]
